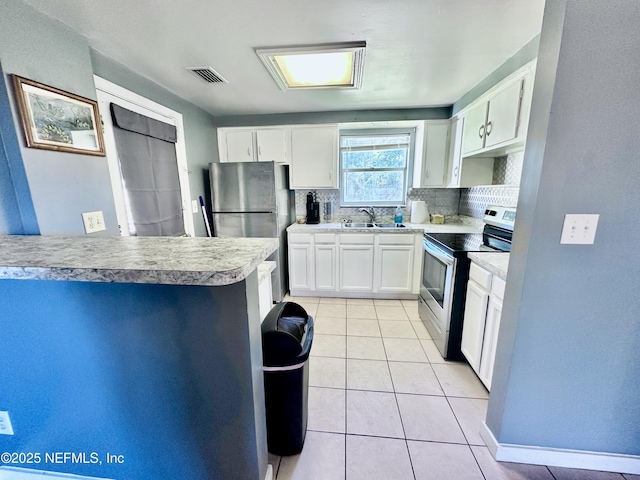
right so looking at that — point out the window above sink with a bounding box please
[339,128,415,207]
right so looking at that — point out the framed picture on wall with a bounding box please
[12,75,105,156]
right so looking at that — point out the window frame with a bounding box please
[339,127,416,207]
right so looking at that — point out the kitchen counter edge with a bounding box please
[0,235,278,287]
[467,252,510,280]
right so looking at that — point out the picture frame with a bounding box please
[12,75,105,156]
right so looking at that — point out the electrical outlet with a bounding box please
[82,210,106,234]
[0,411,14,435]
[560,214,599,244]
[191,199,199,214]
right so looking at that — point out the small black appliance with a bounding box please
[305,192,320,224]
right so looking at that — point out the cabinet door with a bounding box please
[256,129,287,163]
[478,295,503,390]
[339,245,374,291]
[421,121,450,187]
[225,130,255,162]
[315,244,337,291]
[460,280,490,373]
[446,117,464,187]
[290,126,338,189]
[485,79,523,148]
[375,245,414,293]
[462,102,488,156]
[288,243,313,291]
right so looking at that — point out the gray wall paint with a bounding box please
[216,107,451,128]
[0,1,118,236]
[487,0,640,456]
[90,50,219,237]
[453,35,540,115]
[0,62,28,235]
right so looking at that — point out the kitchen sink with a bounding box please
[374,223,406,228]
[341,223,406,228]
[342,223,375,228]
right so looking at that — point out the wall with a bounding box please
[452,35,540,115]
[487,0,640,463]
[215,108,451,128]
[0,63,29,235]
[0,1,218,238]
[90,50,219,237]
[0,1,118,236]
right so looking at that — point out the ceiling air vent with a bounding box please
[185,66,227,84]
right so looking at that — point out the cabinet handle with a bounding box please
[258,145,262,156]
[426,168,430,178]
[247,147,251,157]
[453,166,458,177]
[479,124,485,139]
[486,121,492,136]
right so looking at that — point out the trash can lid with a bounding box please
[262,302,313,366]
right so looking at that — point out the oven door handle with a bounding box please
[423,239,454,266]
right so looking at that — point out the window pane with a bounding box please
[342,148,407,169]
[341,135,410,148]
[343,170,405,204]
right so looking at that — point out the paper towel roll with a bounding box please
[411,201,429,223]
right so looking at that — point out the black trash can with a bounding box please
[261,301,314,455]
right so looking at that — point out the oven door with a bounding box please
[420,238,455,330]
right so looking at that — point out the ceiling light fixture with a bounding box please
[255,42,366,91]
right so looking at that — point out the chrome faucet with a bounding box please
[359,207,376,223]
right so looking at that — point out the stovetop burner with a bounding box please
[423,232,485,257]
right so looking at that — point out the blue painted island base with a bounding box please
[0,272,267,480]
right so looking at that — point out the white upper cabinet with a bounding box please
[218,127,288,163]
[290,125,339,189]
[460,60,536,158]
[256,129,288,163]
[418,121,450,187]
[223,130,254,162]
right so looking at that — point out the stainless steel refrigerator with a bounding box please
[209,161,294,302]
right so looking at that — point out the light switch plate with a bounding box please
[0,410,14,435]
[82,210,106,234]
[560,214,599,244]
[191,199,199,214]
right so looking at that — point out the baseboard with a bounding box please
[480,422,640,475]
[265,464,273,480]
[289,290,418,300]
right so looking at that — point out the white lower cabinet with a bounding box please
[288,231,421,297]
[288,234,314,291]
[461,261,506,391]
[314,234,337,291]
[374,234,416,293]
[478,276,505,390]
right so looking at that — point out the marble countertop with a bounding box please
[287,221,483,235]
[468,252,510,280]
[0,235,278,286]
[257,261,276,283]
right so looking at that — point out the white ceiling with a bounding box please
[22,0,546,117]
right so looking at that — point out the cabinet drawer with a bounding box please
[289,233,312,244]
[339,233,375,245]
[377,234,415,245]
[491,276,506,300]
[315,233,336,244]
[469,262,492,291]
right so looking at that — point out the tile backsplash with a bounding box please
[294,188,460,223]
[458,151,523,218]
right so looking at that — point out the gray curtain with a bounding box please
[110,103,185,236]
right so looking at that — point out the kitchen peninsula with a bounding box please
[0,235,276,480]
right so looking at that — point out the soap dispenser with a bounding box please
[394,206,403,224]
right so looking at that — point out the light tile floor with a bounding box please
[271,295,637,480]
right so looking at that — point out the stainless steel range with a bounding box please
[419,206,516,360]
